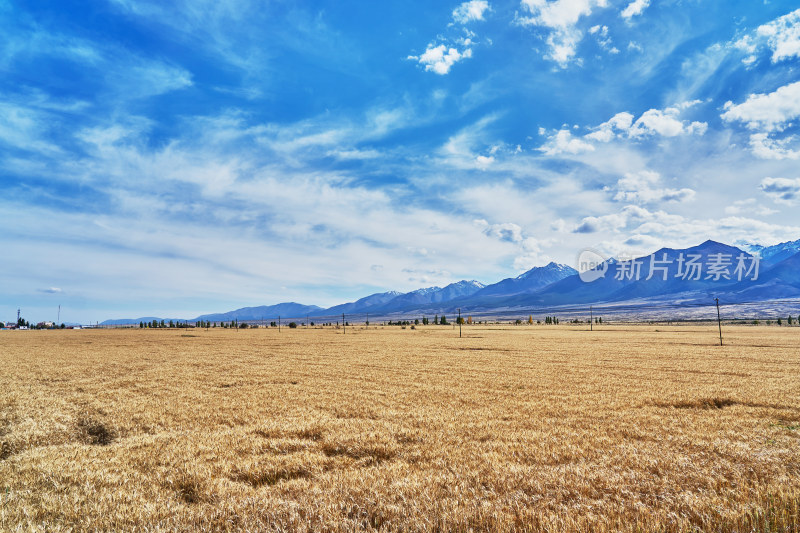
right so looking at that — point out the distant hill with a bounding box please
[194,302,322,322]
[319,291,403,316]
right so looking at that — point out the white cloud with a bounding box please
[520,0,607,29]
[38,287,63,294]
[730,10,800,67]
[436,113,501,168]
[539,129,595,155]
[586,111,634,141]
[627,41,642,52]
[588,24,604,35]
[724,198,778,216]
[588,24,615,51]
[761,177,800,204]
[613,170,696,204]
[756,8,800,63]
[620,0,649,20]
[559,103,704,152]
[409,43,473,75]
[749,133,800,160]
[517,0,610,67]
[573,205,654,233]
[475,154,495,168]
[410,0,488,75]
[513,237,551,271]
[721,81,800,132]
[629,105,707,138]
[452,0,491,24]
[475,219,524,242]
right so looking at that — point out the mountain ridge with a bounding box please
[100,239,800,325]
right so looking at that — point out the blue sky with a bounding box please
[2,0,800,323]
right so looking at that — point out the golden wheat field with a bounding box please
[1,324,799,532]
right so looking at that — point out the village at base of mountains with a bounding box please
[102,239,800,324]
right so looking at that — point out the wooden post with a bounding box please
[278,316,281,333]
[716,298,723,346]
[343,313,346,334]
[590,305,593,331]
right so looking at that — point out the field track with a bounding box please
[1,325,799,531]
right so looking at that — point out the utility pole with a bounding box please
[715,298,723,346]
[307,315,309,328]
[57,305,61,326]
[343,313,346,334]
[278,316,281,333]
[590,305,593,331]
[458,308,462,338]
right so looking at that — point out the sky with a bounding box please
[2,0,800,324]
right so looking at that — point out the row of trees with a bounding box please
[140,320,195,329]
[138,320,257,329]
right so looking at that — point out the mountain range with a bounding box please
[101,238,800,324]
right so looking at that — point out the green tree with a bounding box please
[433,315,438,325]
[139,321,144,329]
[440,315,448,325]
[778,317,783,326]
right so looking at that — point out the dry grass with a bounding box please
[1,325,799,531]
